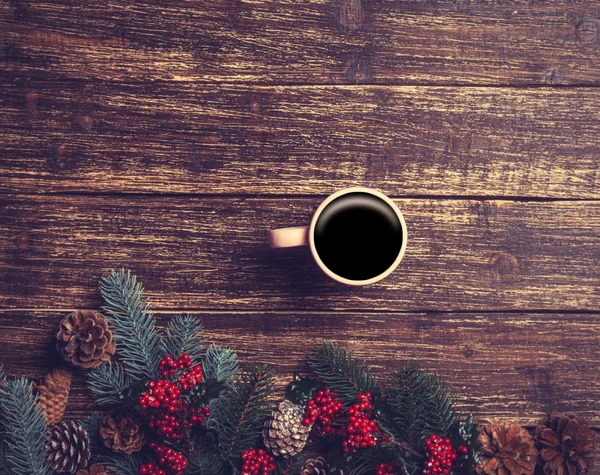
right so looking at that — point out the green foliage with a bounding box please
[80,412,105,461]
[202,345,239,384]
[165,315,205,365]
[286,374,321,406]
[97,453,146,475]
[308,342,375,405]
[211,365,275,462]
[273,455,307,475]
[349,446,410,475]
[99,268,166,380]
[449,414,481,475]
[0,378,52,475]
[88,361,132,405]
[187,451,224,475]
[386,362,455,448]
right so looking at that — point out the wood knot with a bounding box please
[333,0,363,32]
[14,231,30,251]
[489,251,520,284]
[51,144,74,170]
[575,18,599,44]
[24,92,39,118]
[346,54,372,84]
[542,68,563,85]
[72,114,93,133]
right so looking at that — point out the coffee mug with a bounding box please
[269,187,407,285]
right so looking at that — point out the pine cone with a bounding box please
[263,400,311,458]
[36,366,72,425]
[477,421,538,475]
[46,421,91,474]
[301,457,344,475]
[535,412,596,475]
[100,411,146,455]
[56,310,116,369]
[76,464,117,475]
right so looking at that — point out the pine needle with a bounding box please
[308,342,375,405]
[0,379,52,475]
[80,412,105,460]
[99,269,166,380]
[97,453,146,475]
[202,345,239,384]
[88,361,132,405]
[164,315,205,365]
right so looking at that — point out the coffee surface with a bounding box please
[313,192,403,281]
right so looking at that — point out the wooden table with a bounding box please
[1,0,599,461]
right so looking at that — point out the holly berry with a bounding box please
[140,441,188,475]
[240,449,275,475]
[457,445,468,455]
[377,461,403,475]
[139,379,183,412]
[342,392,377,453]
[423,434,458,475]
[302,388,343,434]
[178,365,203,390]
[187,406,211,428]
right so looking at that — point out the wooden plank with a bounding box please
[1,310,599,427]
[1,0,600,85]
[1,195,599,311]
[2,82,600,197]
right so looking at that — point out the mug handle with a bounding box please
[269,226,309,248]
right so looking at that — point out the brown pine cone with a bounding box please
[535,412,596,475]
[100,411,146,455]
[301,457,344,475]
[263,400,311,458]
[56,310,116,369]
[36,366,72,425]
[46,421,91,474]
[477,421,538,475]
[76,464,117,475]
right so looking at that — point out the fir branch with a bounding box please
[386,362,455,447]
[349,446,409,475]
[88,362,133,405]
[202,345,239,384]
[273,455,306,475]
[97,453,146,475]
[80,412,105,461]
[164,315,205,365]
[186,451,224,475]
[99,269,166,380]
[308,342,375,405]
[0,378,52,475]
[211,365,275,461]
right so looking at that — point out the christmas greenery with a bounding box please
[0,378,52,475]
[88,361,133,405]
[164,315,205,366]
[202,345,239,385]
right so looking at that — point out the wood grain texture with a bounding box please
[1,310,599,427]
[2,0,600,85]
[1,195,599,311]
[3,82,600,197]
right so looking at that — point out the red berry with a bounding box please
[240,449,275,475]
[302,389,344,435]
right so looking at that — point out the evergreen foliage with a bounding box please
[273,455,306,475]
[99,268,166,380]
[97,453,146,475]
[164,315,205,365]
[211,365,275,462]
[349,446,410,475]
[88,362,132,405]
[308,342,375,405]
[187,451,224,475]
[386,362,455,447]
[202,345,239,384]
[0,378,52,475]
[80,412,105,460]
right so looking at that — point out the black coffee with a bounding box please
[313,192,403,281]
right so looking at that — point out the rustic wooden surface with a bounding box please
[1,0,600,458]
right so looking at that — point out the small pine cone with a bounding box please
[477,421,538,475]
[56,310,116,369]
[76,464,117,475]
[535,412,596,475]
[46,421,91,474]
[100,411,146,455]
[263,400,311,458]
[301,457,344,475]
[36,366,72,425]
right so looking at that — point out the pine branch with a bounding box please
[186,451,224,475]
[349,446,410,475]
[386,362,455,447]
[202,345,239,384]
[97,453,146,475]
[273,456,306,475]
[0,379,52,475]
[80,412,105,460]
[99,269,166,380]
[308,342,375,405]
[88,361,133,405]
[211,365,275,461]
[164,315,205,365]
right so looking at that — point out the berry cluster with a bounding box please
[423,435,458,475]
[140,380,183,412]
[377,461,403,475]
[159,354,192,378]
[188,406,211,427]
[240,449,275,475]
[302,389,343,434]
[139,441,188,475]
[342,392,377,453]
[148,412,185,441]
[179,365,203,390]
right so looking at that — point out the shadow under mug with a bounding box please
[269,187,408,285]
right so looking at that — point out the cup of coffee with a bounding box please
[269,187,407,285]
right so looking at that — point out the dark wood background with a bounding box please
[1,0,600,463]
